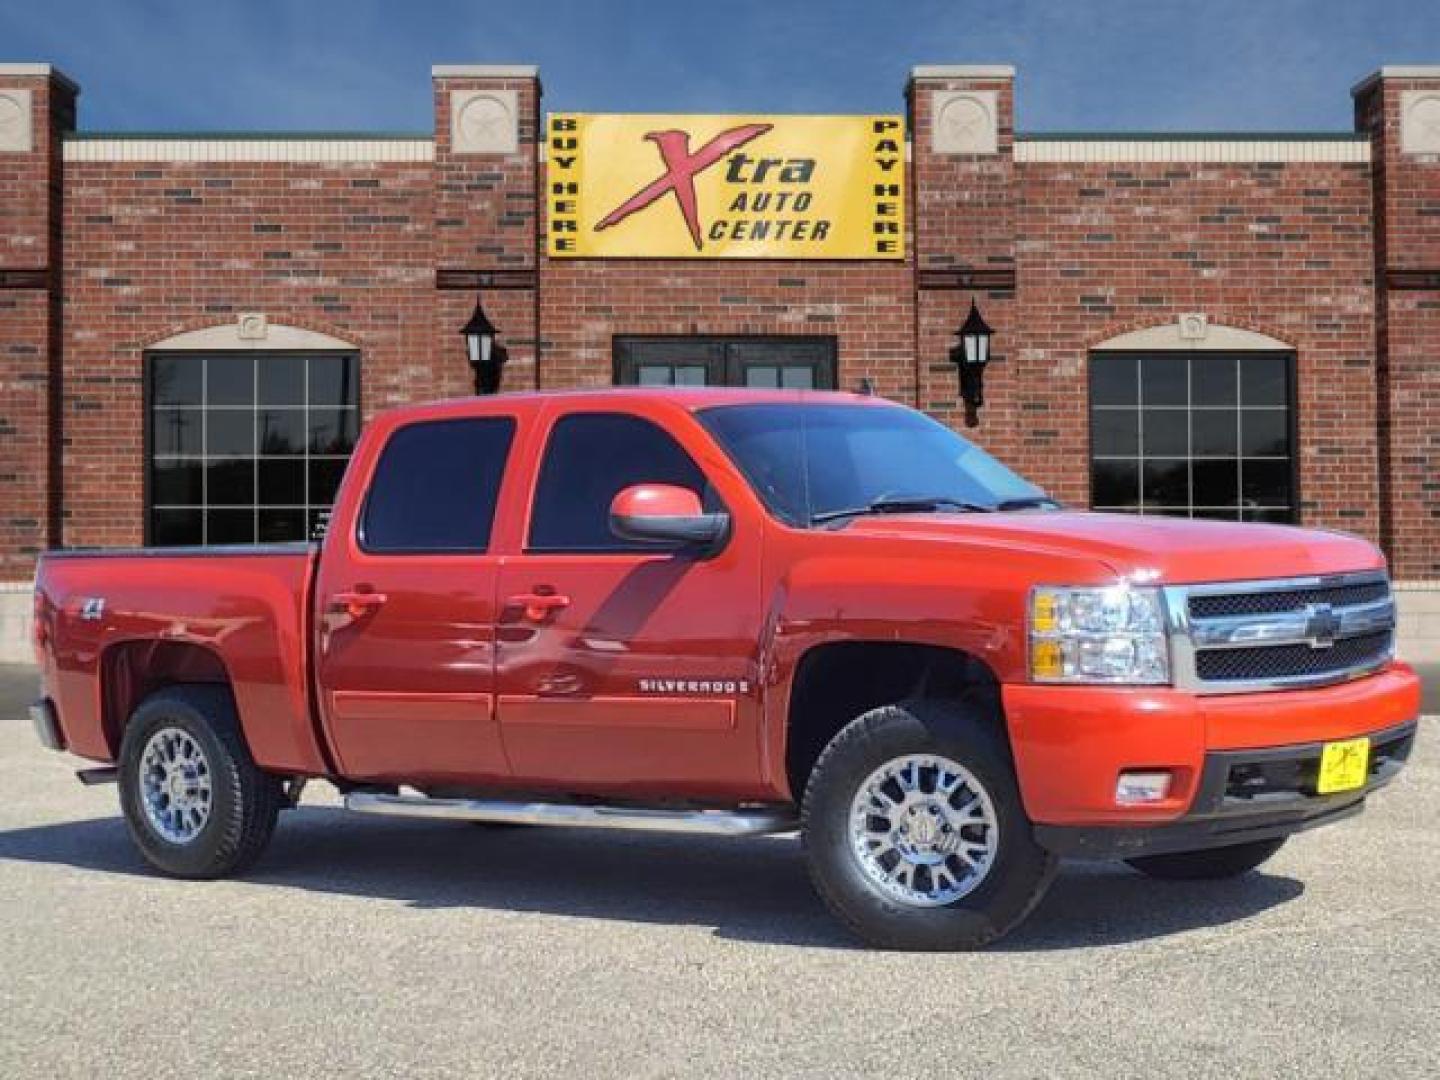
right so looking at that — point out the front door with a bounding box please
[493,403,767,799]
[614,335,837,390]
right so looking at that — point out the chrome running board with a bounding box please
[345,792,797,837]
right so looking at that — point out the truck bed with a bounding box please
[33,544,327,773]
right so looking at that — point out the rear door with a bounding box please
[313,410,522,784]
[492,402,768,798]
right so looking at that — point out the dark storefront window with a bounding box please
[1089,351,1296,523]
[614,336,837,390]
[146,352,359,545]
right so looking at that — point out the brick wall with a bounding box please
[1011,156,1378,521]
[536,260,915,397]
[0,69,73,579]
[1356,71,1440,578]
[1,61,1437,583]
[908,73,1379,529]
[909,71,1021,484]
[60,155,438,548]
[432,71,540,391]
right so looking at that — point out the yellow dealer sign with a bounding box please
[547,113,905,259]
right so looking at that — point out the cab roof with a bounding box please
[368,386,897,426]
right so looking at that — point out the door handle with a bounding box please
[508,591,571,623]
[329,591,388,618]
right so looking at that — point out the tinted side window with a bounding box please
[529,413,713,552]
[361,418,515,553]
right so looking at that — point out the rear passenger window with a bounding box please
[529,413,716,552]
[361,418,515,553]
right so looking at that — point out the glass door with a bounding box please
[614,336,837,390]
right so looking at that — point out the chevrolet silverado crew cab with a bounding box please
[30,389,1419,949]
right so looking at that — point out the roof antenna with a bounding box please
[857,377,874,396]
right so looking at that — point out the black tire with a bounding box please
[118,684,284,879]
[801,700,1057,951]
[1126,837,1287,881]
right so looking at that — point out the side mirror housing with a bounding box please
[609,484,730,550]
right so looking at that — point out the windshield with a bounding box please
[697,402,1048,527]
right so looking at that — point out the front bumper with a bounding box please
[1033,718,1417,858]
[1003,662,1421,827]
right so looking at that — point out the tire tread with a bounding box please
[800,700,1056,950]
[119,684,283,878]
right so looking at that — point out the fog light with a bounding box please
[1116,770,1172,805]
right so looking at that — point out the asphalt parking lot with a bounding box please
[1,663,1436,1079]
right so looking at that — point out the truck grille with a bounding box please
[1188,580,1389,620]
[1169,571,1396,693]
[1194,629,1393,683]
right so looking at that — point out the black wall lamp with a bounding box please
[461,294,508,395]
[949,299,993,427]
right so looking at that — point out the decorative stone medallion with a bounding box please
[237,312,269,341]
[932,90,998,155]
[1400,91,1440,155]
[0,89,33,153]
[1178,313,1209,341]
[451,89,519,155]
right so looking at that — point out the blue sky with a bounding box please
[3,0,1437,133]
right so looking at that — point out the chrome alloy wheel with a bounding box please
[847,753,1000,907]
[140,727,213,845]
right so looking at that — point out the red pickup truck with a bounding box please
[30,389,1419,949]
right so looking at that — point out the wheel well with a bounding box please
[100,640,231,756]
[785,642,1002,801]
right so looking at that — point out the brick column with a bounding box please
[907,65,1025,467]
[1354,67,1440,580]
[0,64,76,582]
[431,65,541,395]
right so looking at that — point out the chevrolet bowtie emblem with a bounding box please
[1304,603,1341,649]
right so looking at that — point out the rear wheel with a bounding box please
[801,701,1056,950]
[118,685,284,878]
[1126,838,1287,880]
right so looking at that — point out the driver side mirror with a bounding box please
[609,484,730,551]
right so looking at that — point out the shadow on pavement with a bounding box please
[1413,662,1440,715]
[0,806,1302,951]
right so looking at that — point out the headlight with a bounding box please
[1029,585,1170,685]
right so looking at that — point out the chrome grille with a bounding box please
[1194,629,1393,682]
[1188,580,1389,620]
[1166,571,1396,693]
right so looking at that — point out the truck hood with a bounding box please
[844,511,1384,585]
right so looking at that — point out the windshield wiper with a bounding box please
[995,496,1062,511]
[811,495,994,525]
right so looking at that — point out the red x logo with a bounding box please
[595,123,773,251]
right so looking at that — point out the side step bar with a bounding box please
[345,792,798,837]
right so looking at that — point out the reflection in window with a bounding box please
[148,353,359,545]
[637,364,708,386]
[361,418,515,553]
[1089,352,1294,523]
[529,413,716,552]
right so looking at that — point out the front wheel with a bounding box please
[801,701,1056,950]
[118,685,284,878]
[1126,838,1287,880]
